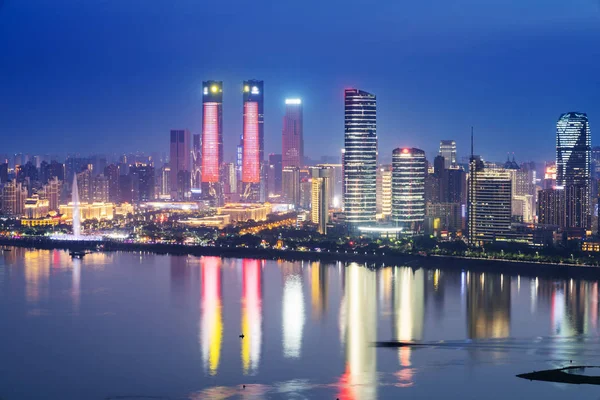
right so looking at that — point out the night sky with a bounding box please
[1,0,599,164]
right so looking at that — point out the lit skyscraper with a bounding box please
[241,80,264,202]
[556,112,591,229]
[557,112,591,187]
[267,153,282,197]
[282,99,303,169]
[192,133,201,191]
[310,166,332,235]
[282,166,300,206]
[376,165,392,220]
[439,140,457,169]
[169,129,191,200]
[343,89,377,227]
[392,148,426,232]
[468,167,512,245]
[201,81,224,205]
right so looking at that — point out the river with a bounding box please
[1,247,599,399]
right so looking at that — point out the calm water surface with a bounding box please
[1,248,600,399]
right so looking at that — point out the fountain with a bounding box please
[72,174,81,238]
[50,173,102,241]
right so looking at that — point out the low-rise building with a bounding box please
[217,203,272,223]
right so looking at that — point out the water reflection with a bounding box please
[392,267,425,387]
[337,263,377,399]
[24,250,51,303]
[200,256,223,376]
[7,248,600,399]
[551,281,599,336]
[72,258,81,314]
[310,262,328,320]
[467,272,510,339]
[241,259,262,375]
[282,270,305,358]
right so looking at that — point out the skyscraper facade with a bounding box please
[267,153,282,197]
[557,112,591,188]
[468,167,512,245]
[169,129,191,200]
[311,166,332,235]
[556,112,591,229]
[282,166,300,207]
[241,80,264,202]
[538,188,565,227]
[192,133,202,191]
[282,99,303,169]
[202,81,224,205]
[376,165,392,220]
[343,89,377,227]
[439,140,457,169]
[391,148,426,232]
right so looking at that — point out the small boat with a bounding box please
[69,251,87,259]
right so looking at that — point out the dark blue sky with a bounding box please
[1,0,599,164]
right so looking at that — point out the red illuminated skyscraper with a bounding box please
[282,99,303,169]
[201,81,224,205]
[241,80,264,202]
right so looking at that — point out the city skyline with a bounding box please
[1,1,599,162]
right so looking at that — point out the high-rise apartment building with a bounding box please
[169,129,191,200]
[556,112,591,229]
[43,177,60,211]
[310,166,332,234]
[439,140,457,169]
[130,163,155,202]
[538,188,565,227]
[282,99,303,169]
[468,167,512,245]
[300,179,312,210]
[391,148,426,232]
[92,174,109,203]
[104,164,120,203]
[343,89,377,227]
[76,168,92,203]
[376,165,392,220]
[1,181,27,216]
[160,165,171,198]
[267,154,282,197]
[241,80,264,202]
[202,81,224,205]
[282,166,300,206]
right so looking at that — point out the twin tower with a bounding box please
[170,80,269,204]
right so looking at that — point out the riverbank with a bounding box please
[2,237,600,279]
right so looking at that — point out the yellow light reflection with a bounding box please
[337,263,377,399]
[200,257,222,375]
[241,259,262,375]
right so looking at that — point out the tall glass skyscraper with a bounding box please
[241,80,264,202]
[556,112,591,229]
[556,112,590,187]
[282,99,303,169]
[391,148,426,232]
[343,89,377,226]
[201,81,224,205]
